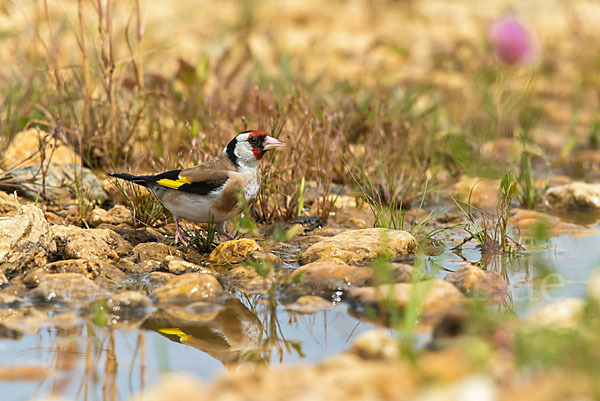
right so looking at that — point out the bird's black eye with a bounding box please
[248,136,258,145]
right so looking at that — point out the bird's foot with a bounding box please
[220,232,235,241]
[215,221,235,241]
[174,229,189,247]
[174,218,189,247]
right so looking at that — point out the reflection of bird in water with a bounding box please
[142,298,262,365]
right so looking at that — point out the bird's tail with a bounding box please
[108,172,149,187]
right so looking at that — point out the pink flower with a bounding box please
[489,17,536,65]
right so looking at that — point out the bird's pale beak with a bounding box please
[263,136,285,150]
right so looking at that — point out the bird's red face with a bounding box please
[247,130,285,160]
[226,130,285,167]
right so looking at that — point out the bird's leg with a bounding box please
[215,221,235,241]
[173,216,189,247]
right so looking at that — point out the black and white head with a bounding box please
[225,130,285,168]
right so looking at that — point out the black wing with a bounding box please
[110,169,228,195]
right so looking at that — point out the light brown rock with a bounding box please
[349,279,465,325]
[32,273,107,303]
[509,208,582,236]
[129,374,207,401]
[0,191,20,214]
[132,353,419,401]
[285,295,334,314]
[3,163,107,201]
[147,272,177,286]
[151,273,223,304]
[0,205,55,275]
[90,205,132,226]
[528,298,585,328]
[207,239,260,265]
[51,225,131,261]
[1,128,81,168]
[445,264,508,303]
[299,228,417,265]
[207,353,416,401]
[332,195,368,210]
[132,242,171,262]
[329,203,373,228]
[371,263,415,284]
[115,258,153,274]
[23,259,130,288]
[287,261,415,298]
[293,259,373,286]
[97,224,162,246]
[544,182,600,211]
[161,255,208,274]
[349,329,399,360]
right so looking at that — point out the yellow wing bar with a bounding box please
[157,327,191,342]
[156,176,191,190]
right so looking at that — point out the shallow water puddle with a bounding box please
[1,223,600,400]
[0,305,382,401]
[429,226,600,315]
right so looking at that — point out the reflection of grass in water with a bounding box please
[453,170,522,255]
[61,324,150,399]
[371,251,432,362]
[240,293,304,364]
[154,332,171,373]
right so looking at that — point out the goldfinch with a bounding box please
[109,130,285,245]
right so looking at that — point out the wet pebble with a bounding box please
[348,329,398,360]
[90,204,132,226]
[0,205,55,275]
[31,273,107,304]
[51,225,131,261]
[299,228,417,265]
[116,257,154,274]
[151,273,223,304]
[147,271,177,286]
[544,182,600,211]
[3,163,106,201]
[509,208,582,236]
[206,238,281,269]
[161,255,209,275]
[445,265,508,304]
[207,239,260,266]
[24,259,130,288]
[349,279,465,326]
[292,259,373,288]
[132,242,172,262]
